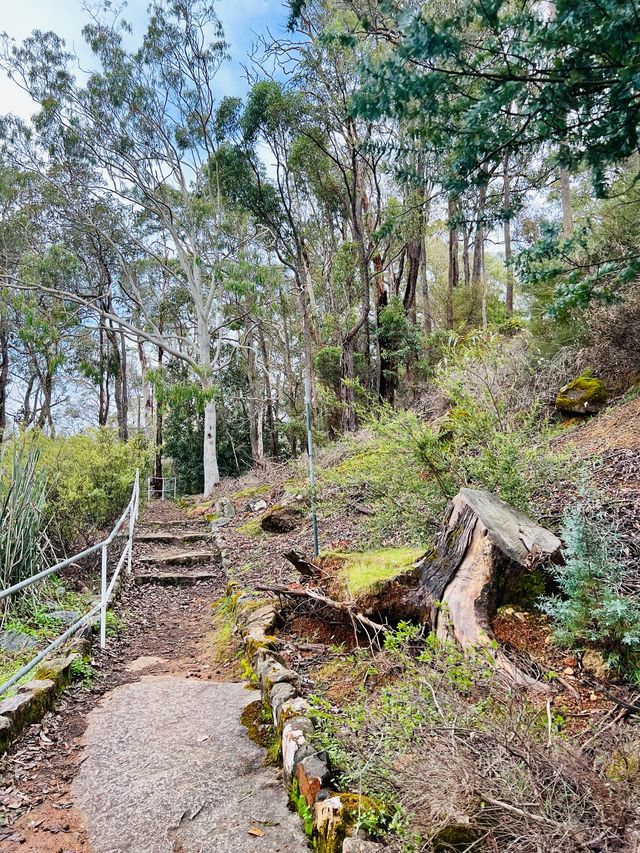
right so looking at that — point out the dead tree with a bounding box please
[417,488,561,687]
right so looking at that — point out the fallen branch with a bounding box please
[254,583,388,638]
[282,549,321,579]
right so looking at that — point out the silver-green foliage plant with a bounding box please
[541,504,640,682]
[0,446,50,595]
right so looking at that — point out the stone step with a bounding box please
[133,571,220,586]
[137,550,215,568]
[138,519,208,529]
[136,531,211,545]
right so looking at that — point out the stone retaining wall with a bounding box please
[232,587,385,853]
[0,626,92,753]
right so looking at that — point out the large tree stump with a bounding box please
[417,488,561,687]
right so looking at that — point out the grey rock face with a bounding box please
[0,629,37,653]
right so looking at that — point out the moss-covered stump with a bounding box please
[556,374,606,415]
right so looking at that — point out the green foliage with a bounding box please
[12,428,150,547]
[314,346,365,396]
[320,338,571,544]
[0,445,50,591]
[353,1,640,194]
[541,505,640,682]
[70,657,95,689]
[290,778,315,837]
[331,548,423,597]
[378,296,421,385]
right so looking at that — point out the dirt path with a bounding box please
[0,502,307,853]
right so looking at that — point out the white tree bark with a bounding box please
[203,394,220,495]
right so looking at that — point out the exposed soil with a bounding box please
[198,461,369,591]
[559,395,640,455]
[0,502,229,853]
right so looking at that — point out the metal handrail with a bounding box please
[147,475,176,501]
[0,469,140,697]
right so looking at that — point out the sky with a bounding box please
[0,0,289,120]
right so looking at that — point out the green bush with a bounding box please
[541,505,640,682]
[12,428,151,548]
[320,392,570,546]
[0,446,50,591]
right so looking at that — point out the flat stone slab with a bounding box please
[136,532,211,544]
[133,571,220,586]
[138,550,214,567]
[73,677,307,853]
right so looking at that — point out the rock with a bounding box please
[343,840,386,852]
[47,609,81,627]
[243,603,278,635]
[259,659,300,696]
[248,499,268,512]
[260,504,304,534]
[277,696,310,732]
[296,754,331,807]
[0,629,37,654]
[556,374,606,415]
[270,682,297,727]
[214,497,235,519]
[582,648,610,680]
[282,717,314,779]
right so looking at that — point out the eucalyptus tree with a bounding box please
[2,0,250,492]
[348,0,640,311]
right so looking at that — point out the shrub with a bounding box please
[541,504,640,682]
[13,428,151,548]
[320,392,571,546]
[308,628,638,852]
[0,446,50,592]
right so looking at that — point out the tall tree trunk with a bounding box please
[106,322,126,442]
[246,330,265,468]
[0,319,8,444]
[420,235,432,335]
[197,312,220,495]
[560,168,573,238]
[481,238,488,330]
[98,327,108,426]
[340,339,357,432]
[503,154,514,315]
[258,326,278,458]
[446,196,459,330]
[119,328,128,441]
[154,344,164,485]
[351,156,372,392]
[22,373,35,428]
[462,226,471,289]
[404,238,421,323]
[471,182,488,322]
[137,336,153,443]
[340,262,368,432]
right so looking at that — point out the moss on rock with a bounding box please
[556,374,606,415]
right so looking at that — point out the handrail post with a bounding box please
[127,507,134,577]
[100,543,108,649]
